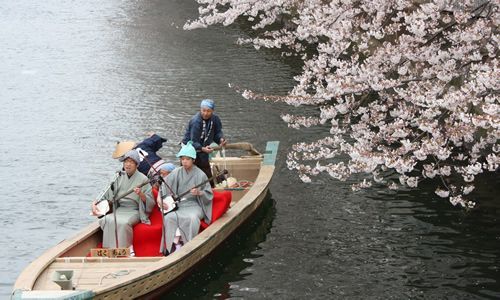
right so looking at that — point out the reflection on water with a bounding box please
[163,193,276,299]
[348,174,500,299]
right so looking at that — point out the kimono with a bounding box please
[182,112,224,165]
[159,165,213,253]
[98,170,155,248]
[134,134,167,176]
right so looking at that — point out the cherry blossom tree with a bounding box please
[185,0,499,208]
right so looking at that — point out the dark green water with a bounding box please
[1,1,498,299]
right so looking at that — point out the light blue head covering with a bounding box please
[200,99,215,110]
[159,162,176,172]
[177,141,197,159]
[119,150,141,165]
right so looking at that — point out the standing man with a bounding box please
[182,99,227,185]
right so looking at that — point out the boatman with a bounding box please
[182,99,226,186]
[91,150,155,256]
[158,141,213,254]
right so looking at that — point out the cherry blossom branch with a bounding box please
[187,0,500,208]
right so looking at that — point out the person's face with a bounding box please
[123,158,138,175]
[180,157,194,169]
[159,169,170,178]
[200,107,213,120]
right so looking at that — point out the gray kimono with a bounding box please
[160,166,213,253]
[98,170,154,248]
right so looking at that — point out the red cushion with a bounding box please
[132,188,163,257]
[132,189,232,256]
[199,190,232,231]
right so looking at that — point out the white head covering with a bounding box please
[119,150,140,165]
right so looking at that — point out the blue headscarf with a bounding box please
[159,163,176,172]
[200,99,215,110]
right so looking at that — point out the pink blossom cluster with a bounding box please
[187,0,499,208]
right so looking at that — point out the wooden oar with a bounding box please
[211,142,261,156]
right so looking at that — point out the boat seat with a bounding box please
[199,190,232,231]
[131,188,164,257]
[132,189,232,257]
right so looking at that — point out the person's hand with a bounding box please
[134,187,142,195]
[157,195,170,210]
[220,138,227,147]
[134,187,147,202]
[91,200,99,216]
[160,200,169,210]
[202,146,214,154]
[191,188,201,196]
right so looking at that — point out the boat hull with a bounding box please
[12,141,279,299]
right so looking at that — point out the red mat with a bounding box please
[132,189,232,256]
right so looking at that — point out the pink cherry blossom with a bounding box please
[187,0,499,208]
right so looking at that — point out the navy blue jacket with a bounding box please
[135,134,167,175]
[182,112,224,163]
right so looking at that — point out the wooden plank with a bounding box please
[12,290,95,299]
[263,141,279,165]
[34,259,157,290]
[13,222,101,291]
[90,248,130,258]
[55,257,161,263]
[46,264,152,271]
[35,268,140,290]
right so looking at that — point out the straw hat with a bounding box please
[112,141,136,159]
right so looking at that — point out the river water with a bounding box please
[1,1,499,299]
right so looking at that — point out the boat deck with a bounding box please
[34,257,162,290]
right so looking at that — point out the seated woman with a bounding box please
[91,150,155,256]
[157,141,213,254]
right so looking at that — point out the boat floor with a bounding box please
[33,197,244,292]
[34,257,163,290]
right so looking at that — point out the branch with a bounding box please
[423,1,491,46]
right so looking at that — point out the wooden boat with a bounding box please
[12,141,279,299]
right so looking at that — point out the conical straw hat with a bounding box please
[112,141,136,159]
